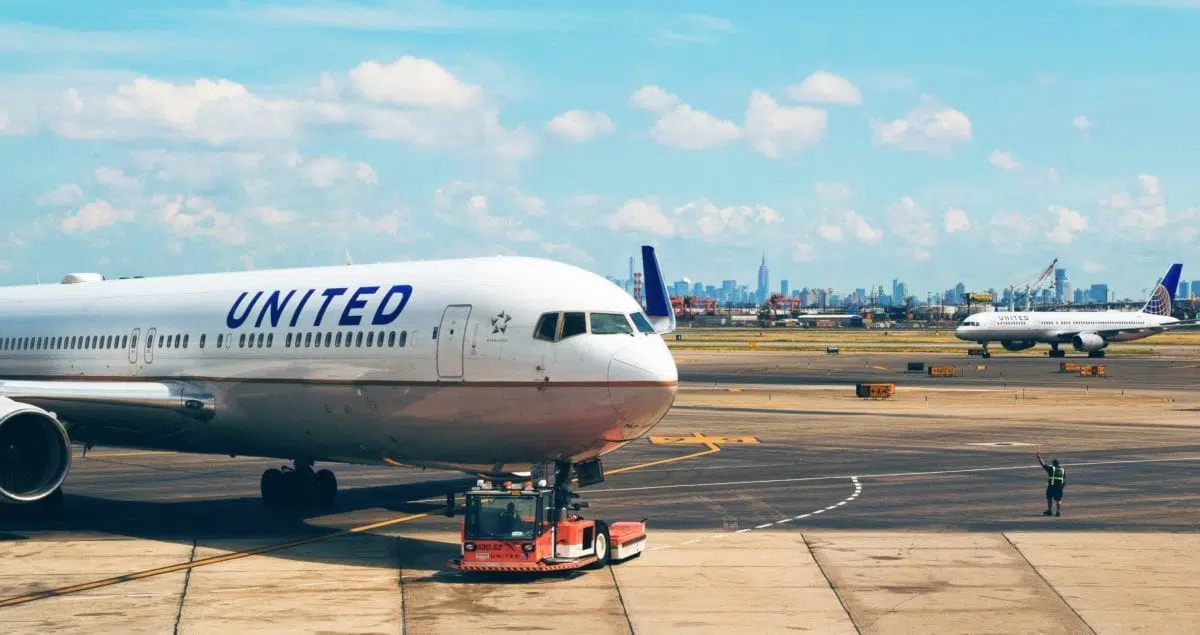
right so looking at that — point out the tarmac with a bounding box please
[2,350,1199,634]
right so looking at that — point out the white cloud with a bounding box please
[818,224,843,242]
[510,188,547,216]
[1083,261,1106,273]
[814,182,854,199]
[1046,205,1088,244]
[608,198,674,236]
[886,196,937,252]
[250,206,297,226]
[870,97,972,153]
[349,57,482,109]
[95,166,140,190]
[38,183,84,207]
[657,13,735,44]
[742,91,826,157]
[649,103,740,151]
[545,110,615,142]
[673,199,780,241]
[821,210,882,244]
[792,241,816,262]
[630,85,680,113]
[158,196,248,244]
[1072,115,1092,135]
[299,156,378,188]
[988,150,1021,171]
[989,211,1033,253]
[1036,73,1057,87]
[787,71,861,105]
[50,78,323,145]
[61,200,134,233]
[1098,174,1166,239]
[0,109,11,135]
[944,207,970,233]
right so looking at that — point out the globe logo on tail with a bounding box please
[1143,284,1172,316]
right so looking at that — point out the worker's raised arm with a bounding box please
[1036,449,1046,468]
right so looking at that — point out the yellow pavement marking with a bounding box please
[869,365,889,371]
[3,433,724,608]
[649,434,759,445]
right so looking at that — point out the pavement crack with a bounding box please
[172,539,197,635]
[398,545,408,635]
[801,532,861,635]
[608,564,636,635]
[1002,533,1097,635]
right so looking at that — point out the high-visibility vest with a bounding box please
[1048,466,1065,484]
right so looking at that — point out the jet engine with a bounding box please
[0,397,71,504]
[1072,333,1106,352]
[1000,340,1037,351]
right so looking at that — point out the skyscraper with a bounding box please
[756,253,770,304]
[1054,268,1067,302]
[1179,281,1191,300]
[780,280,789,298]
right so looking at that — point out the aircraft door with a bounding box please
[436,305,472,380]
[145,327,156,364]
[128,328,140,364]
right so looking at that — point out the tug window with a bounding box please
[534,313,559,342]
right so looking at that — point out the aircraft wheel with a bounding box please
[314,469,337,507]
[261,468,285,507]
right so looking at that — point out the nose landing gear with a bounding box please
[260,460,337,508]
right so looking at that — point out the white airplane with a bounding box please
[0,246,678,515]
[954,263,1190,359]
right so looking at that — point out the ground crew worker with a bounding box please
[1037,449,1064,517]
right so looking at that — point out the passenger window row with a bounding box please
[1,330,410,352]
[533,311,656,342]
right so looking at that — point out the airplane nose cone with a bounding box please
[608,339,678,438]
[954,327,968,340]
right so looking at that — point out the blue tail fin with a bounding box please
[641,245,676,334]
[1141,263,1182,316]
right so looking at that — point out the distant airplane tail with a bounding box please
[1141,263,1182,316]
[641,245,676,334]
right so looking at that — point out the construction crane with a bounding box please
[1008,258,1058,311]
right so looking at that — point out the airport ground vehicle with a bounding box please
[447,469,646,573]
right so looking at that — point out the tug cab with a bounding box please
[448,479,647,573]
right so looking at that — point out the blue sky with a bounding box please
[2,0,1199,300]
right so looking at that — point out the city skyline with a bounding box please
[1,1,1198,293]
[608,251,1199,308]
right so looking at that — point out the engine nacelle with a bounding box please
[0,397,72,504]
[1072,333,1107,352]
[1000,340,1037,351]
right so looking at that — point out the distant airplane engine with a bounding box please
[1000,340,1037,351]
[1072,333,1107,352]
[0,397,71,504]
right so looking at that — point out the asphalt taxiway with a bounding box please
[2,351,1199,633]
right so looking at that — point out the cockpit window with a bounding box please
[590,313,633,334]
[534,312,559,341]
[561,312,587,339]
[629,312,656,334]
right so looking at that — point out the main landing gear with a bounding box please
[1048,344,1066,358]
[980,343,991,359]
[260,460,337,508]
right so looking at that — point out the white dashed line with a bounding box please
[648,476,861,552]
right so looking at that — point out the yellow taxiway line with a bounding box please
[0,432,726,609]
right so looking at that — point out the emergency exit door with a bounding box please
[436,305,472,380]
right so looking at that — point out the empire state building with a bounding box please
[756,253,769,304]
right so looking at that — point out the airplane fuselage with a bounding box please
[954,311,1178,345]
[0,257,678,475]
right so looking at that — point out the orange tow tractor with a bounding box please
[447,477,647,573]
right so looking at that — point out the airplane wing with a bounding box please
[640,245,676,335]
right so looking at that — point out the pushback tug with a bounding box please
[447,464,647,573]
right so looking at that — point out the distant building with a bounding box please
[693,282,704,297]
[756,254,770,304]
[1073,288,1086,304]
[1054,268,1067,302]
[1089,284,1109,304]
[780,279,789,298]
